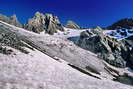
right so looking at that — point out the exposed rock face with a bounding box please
[0,14,22,27]
[9,15,22,28]
[0,25,31,54]
[25,12,64,34]
[77,27,132,68]
[107,18,133,30]
[125,36,133,68]
[65,20,80,29]
[25,12,45,33]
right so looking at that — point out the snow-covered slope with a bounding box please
[0,21,133,89]
[40,27,86,40]
[54,27,86,37]
[0,44,132,89]
[0,21,107,77]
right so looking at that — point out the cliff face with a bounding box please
[77,27,133,68]
[25,12,64,34]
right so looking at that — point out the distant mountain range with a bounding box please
[1,12,133,34]
[0,12,81,35]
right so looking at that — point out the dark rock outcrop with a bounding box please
[77,27,132,68]
[125,36,133,68]
[0,14,22,27]
[25,12,64,34]
[0,25,32,54]
[107,18,133,30]
[65,20,80,29]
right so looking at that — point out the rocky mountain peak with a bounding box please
[0,14,22,28]
[25,12,64,34]
[9,14,22,27]
[107,18,133,30]
[45,13,60,24]
[26,12,45,33]
[65,20,80,29]
[35,11,42,17]
[0,14,8,22]
[10,14,17,20]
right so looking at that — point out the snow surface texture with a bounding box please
[54,27,86,37]
[0,21,133,89]
[104,28,133,39]
[40,27,86,41]
[0,45,132,89]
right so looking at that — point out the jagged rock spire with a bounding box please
[25,12,64,34]
[0,14,22,27]
[65,20,80,29]
[9,14,22,27]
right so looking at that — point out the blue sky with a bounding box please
[0,0,133,27]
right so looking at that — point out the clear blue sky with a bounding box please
[0,0,133,28]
